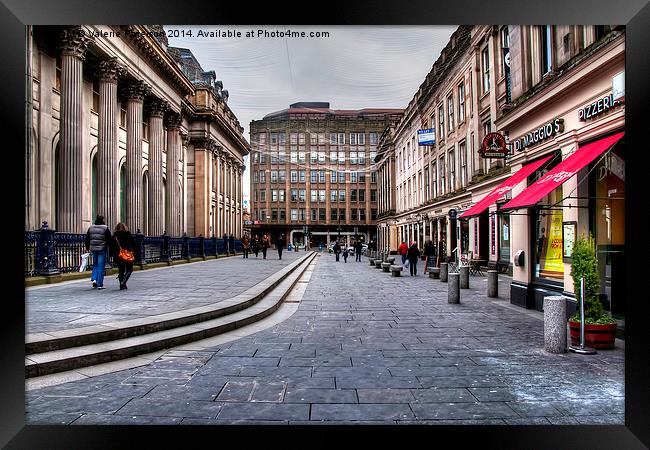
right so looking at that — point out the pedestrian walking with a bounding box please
[424,239,435,271]
[252,235,260,258]
[276,234,285,260]
[407,242,421,276]
[261,234,270,259]
[85,214,111,290]
[398,241,408,265]
[342,247,349,263]
[354,240,362,262]
[333,241,341,262]
[222,233,229,254]
[242,235,250,258]
[110,222,136,290]
[229,233,235,255]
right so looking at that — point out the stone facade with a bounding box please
[26,25,249,238]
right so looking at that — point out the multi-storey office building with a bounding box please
[249,102,403,247]
[26,25,248,237]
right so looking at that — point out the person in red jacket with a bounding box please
[398,241,408,265]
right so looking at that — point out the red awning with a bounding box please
[459,155,553,218]
[502,131,624,211]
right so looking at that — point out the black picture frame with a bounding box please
[2,0,649,448]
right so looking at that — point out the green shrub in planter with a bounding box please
[569,234,616,325]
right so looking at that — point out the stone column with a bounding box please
[96,57,125,230]
[57,26,93,232]
[146,98,168,235]
[215,149,221,237]
[229,160,235,235]
[192,137,215,237]
[124,80,151,233]
[164,111,182,236]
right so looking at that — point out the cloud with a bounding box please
[166,25,457,199]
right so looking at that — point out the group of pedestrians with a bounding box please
[332,240,364,263]
[398,239,439,276]
[84,214,135,290]
[243,233,285,260]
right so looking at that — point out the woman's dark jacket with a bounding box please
[110,230,136,261]
[407,245,421,262]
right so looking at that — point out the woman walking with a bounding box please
[242,235,250,258]
[110,222,136,290]
[276,234,285,260]
[252,235,260,258]
[407,242,421,276]
[261,234,270,259]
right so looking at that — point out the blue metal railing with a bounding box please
[25,221,244,277]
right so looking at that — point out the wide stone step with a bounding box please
[25,252,317,378]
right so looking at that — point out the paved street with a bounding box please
[26,251,301,333]
[26,253,624,425]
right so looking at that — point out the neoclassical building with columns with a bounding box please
[25,25,249,238]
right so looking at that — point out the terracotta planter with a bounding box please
[568,321,617,349]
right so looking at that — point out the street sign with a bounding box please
[448,208,457,220]
[417,128,436,146]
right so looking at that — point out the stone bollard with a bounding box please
[440,263,448,282]
[369,258,376,266]
[428,268,440,279]
[543,296,567,353]
[459,265,469,289]
[448,272,460,304]
[487,270,498,298]
[374,259,383,268]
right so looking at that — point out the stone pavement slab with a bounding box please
[26,252,302,333]
[26,253,624,425]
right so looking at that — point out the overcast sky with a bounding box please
[166,25,457,207]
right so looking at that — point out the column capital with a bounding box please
[164,111,182,130]
[146,98,169,118]
[96,57,126,84]
[58,26,94,60]
[180,131,190,147]
[122,80,151,102]
[190,136,217,151]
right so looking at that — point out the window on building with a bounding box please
[369,132,378,146]
[260,190,267,202]
[318,171,325,183]
[331,190,337,202]
[359,172,366,183]
[278,133,286,145]
[431,162,437,198]
[311,208,318,221]
[331,171,337,183]
[541,25,553,76]
[291,209,298,221]
[142,121,149,141]
[278,150,286,164]
[310,170,317,183]
[318,151,325,163]
[311,133,318,145]
[291,170,297,182]
[311,190,317,202]
[371,171,377,183]
[319,208,326,221]
[330,151,337,162]
[259,170,266,183]
[439,156,446,195]
[299,189,305,202]
[371,189,377,202]
[438,105,445,140]
[331,208,338,220]
[338,152,345,164]
[370,151,376,162]
[270,133,278,145]
[351,189,357,202]
[271,190,278,202]
[501,26,510,77]
[290,133,298,144]
[338,133,345,145]
[259,152,266,164]
[299,170,305,182]
[458,82,465,123]
[271,209,278,220]
[279,189,285,202]
[351,172,358,183]
[371,208,377,220]
[359,189,365,202]
[319,190,325,202]
[279,209,286,220]
[447,94,454,132]
[260,209,267,221]
[270,151,278,164]
[459,141,467,187]
[350,151,357,165]
[339,171,345,182]
[291,189,298,202]
[350,133,357,145]
[119,104,127,128]
[448,149,455,191]
[358,152,366,165]
[299,133,305,145]
[359,209,366,221]
[290,151,297,163]
[310,151,317,164]
[482,46,490,93]
[339,190,345,202]
[279,170,286,182]
[351,208,358,221]
[298,152,305,163]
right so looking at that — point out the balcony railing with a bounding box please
[24,221,241,278]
